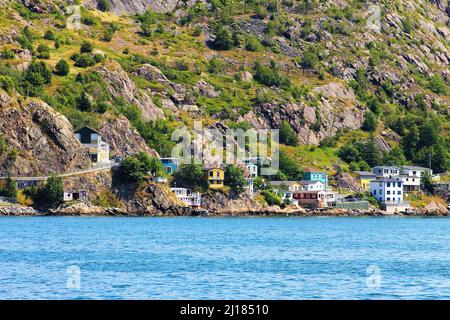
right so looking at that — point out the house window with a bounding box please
[373,190,377,195]
[216,172,220,178]
[397,182,401,187]
[387,197,390,202]
[209,171,213,177]
[387,182,391,187]
[387,191,390,195]
[166,166,172,174]
[397,191,401,195]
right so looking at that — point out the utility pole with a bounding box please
[429,152,432,169]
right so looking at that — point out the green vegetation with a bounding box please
[224,164,246,193]
[0,176,17,200]
[0,0,448,191]
[119,152,163,182]
[29,175,64,208]
[261,190,283,206]
[279,121,298,147]
[54,59,70,76]
[362,111,377,132]
[174,163,208,190]
[97,0,111,12]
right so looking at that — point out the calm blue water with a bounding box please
[0,216,449,300]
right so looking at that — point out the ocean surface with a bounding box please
[0,216,449,300]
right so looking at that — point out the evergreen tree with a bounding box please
[80,41,94,54]
[174,163,208,190]
[77,92,93,112]
[33,175,64,208]
[363,137,382,167]
[97,0,111,12]
[419,121,439,148]
[212,27,234,50]
[402,125,420,160]
[383,146,407,166]
[224,164,246,193]
[362,111,377,132]
[54,59,70,76]
[279,121,298,146]
[421,170,433,193]
[1,176,17,199]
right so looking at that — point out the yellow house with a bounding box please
[354,171,376,190]
[205,167,225,189]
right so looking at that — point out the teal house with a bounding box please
[303,167,328,190]
[161,158,179,175]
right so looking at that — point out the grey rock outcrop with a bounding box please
[0,205,39,216]
[84,0,180,15]
[240,83,365,145]
[99,116,159,158]
[95,61,164,121]
[193,79,220,98]
[0,100,90,176]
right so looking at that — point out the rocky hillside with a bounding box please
[0,0,448,180]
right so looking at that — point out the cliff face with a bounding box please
[83,0,180,15]
[0,96,90,176]
[99,116,159,158]
[240,83,365,145]
[95,61,164,121]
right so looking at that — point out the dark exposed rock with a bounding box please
[95,61,164,121]
[99,116,159,158]
[83,0,181,15]
[0,100,90,176]
[193,79,220,98]
[240,83,365,145]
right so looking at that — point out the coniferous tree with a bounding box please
[279,121,298,146]
[364,136,382,167]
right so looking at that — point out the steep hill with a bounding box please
[0,0,448,179]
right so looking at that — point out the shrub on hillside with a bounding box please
[54,59,70,76]
[119,152,163,182]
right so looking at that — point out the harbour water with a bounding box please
[0,216,449,299]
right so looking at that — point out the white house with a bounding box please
[370,178,403,203]
[401,165,433,178]
[370,178,410,213]
[74,127,110,164]
[399,175,421,192]
[299,180,325,191]
[273,189,297,205]
[371,166,400,178]
[268,181,303,192]
[398,165,432,192]
[170,188,201,207]
[63,190,88,202]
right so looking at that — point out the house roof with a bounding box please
[354,171,376,176]
[268,181,299,187]
[303,167,324,173]
[203,165,225,171]
[299,180,323,185]
[372,166,400,170]
[74,126,101,135]
[370,178,403,183]
[401,165,431,171]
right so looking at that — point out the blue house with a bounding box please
[161,158,179,175]
[303,167,328,190]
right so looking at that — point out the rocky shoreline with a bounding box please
[0,203,448,217]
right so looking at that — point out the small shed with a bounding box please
[64,190,88,202]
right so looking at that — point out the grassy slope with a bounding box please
[0,1,448,174]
